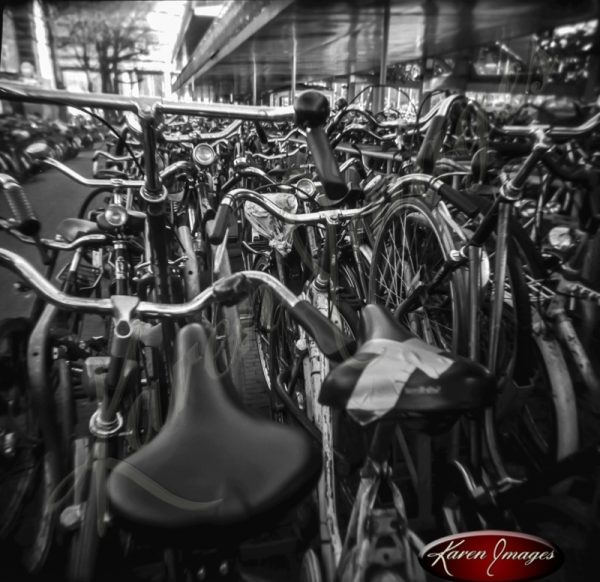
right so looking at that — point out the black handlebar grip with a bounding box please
[416,115,446,174]
[492,139,533,158]
[0,175,40,237]
[294,90,330,128]
[207,204,232,245]
[254,121,269,145]
[305,127,348,200]
[438,183,480,218]
[290,300,356,362]
[295,91,347,201]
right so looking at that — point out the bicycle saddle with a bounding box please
[319,305,495,432]
[93,168,129,180]
[56,218,101,242]
[107,323,321,544]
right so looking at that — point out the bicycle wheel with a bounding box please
[251,253,276,391]
[491,220,579,474]
[0,318,35,540]
[580,231,600,358]
[368,195,468,352]
[499,310,578,468]
[212,248,245,398]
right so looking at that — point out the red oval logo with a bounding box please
[419,530,563,582]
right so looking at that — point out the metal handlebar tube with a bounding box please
[93,150,143,163]
[268,127,306,143]
[154,102,294,122]
[226,188,381,224]
[160,160,198,182]
[236,166,278,185]
[0,247,293,318]
[0,80,145,112]
[0,221,110,250]
[0,81,296,122]
[249,147,303,161]
[0,248,357,361]
[43,157,197,189]
[0,248,113,314]
[42,158,144,189]
[501,112,600,140]
[194,119,243,141]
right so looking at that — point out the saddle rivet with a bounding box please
[196,566,207,581]
[219,561,229,576]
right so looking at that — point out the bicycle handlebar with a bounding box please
[42,157,197,189]
[0,247,355,360]
[249,147,303,161]
[161,120,244,144]
[0,221,109,250]
[501,112,600,140]
[207,188,381,244]
[295,92,348,201]
[0,81,295,122]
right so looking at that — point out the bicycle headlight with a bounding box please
[192,143,216,167]
[104,204,128,228]
[295,178,316,197]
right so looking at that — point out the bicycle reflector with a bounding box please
[192,143,216,167]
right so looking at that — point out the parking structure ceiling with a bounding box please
[173,0,598,97]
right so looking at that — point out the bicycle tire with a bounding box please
[580,231,600,356]
[0,317,35,540]
[251,253,275,391]
[368,195,468,352]
[493,210,579,470]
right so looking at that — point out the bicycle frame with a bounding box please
[232,190,399,577]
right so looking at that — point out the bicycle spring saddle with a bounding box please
[319,305,495,432]
[107,323,321,544]
[56,218,101,242]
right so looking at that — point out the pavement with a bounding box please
[0,151,97,319]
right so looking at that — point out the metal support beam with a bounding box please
[173,0,294,93]
[375,0,391,113]
[291,28,297,105]
[252,57,257,105]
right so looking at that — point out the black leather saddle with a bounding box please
[56,218,101,243]
[94,168,129,180]
[319,305,495,432]
[107,324,321,545]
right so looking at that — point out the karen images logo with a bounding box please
[419,531,563,582]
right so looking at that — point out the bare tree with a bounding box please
[49,1,158,94]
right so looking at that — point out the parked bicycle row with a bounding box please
[0,80,598,582]
[0,111,108,182]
